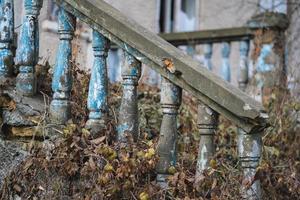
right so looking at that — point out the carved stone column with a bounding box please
[15,0,42,96]
[0,0,14,77]
[238,40,250,91]
[86,30,110,136]
[50,8,76,124]
[203,43,213,71]
[156,78,182,185]
[221,42,231,82]
[117,51,141,142]
[238,132,262,200]
[196,104,218,176]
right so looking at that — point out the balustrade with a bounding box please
[0,1,275,199]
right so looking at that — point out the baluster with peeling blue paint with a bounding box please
[117,51,141,142]
[221,42,231,82]
[196,43,219,177]
[156,78,182,186]
[15,0,42,96]
[238,40,250,91]
[50,8,76,124]
[86,30,110,136]
[0,0,14,77]
[203,43,213,71]
[196,104,218,175]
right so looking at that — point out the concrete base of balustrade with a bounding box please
[0,87,70,188]
[85,118,107,138]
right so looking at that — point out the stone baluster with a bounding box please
[221,42,231,82]
[50,8,76,124]
[0,0,14,78]
[203,43,213,71]
[156,78,182,186]
[196,104,218,176]
[238,40,250,91]
[238,132,262,199]
[86,30,110,136]
[117,51,141,142]
[15,0,42,96]
[196,43,218,177]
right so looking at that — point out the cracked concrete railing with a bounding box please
[0,0,288,199]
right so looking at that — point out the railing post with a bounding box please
[0,0,14,78]
[238,132,262,199]
[203,43,213,70]
[238,40,250,91]
[196,104,218,176]
[196,43,218,177]
[117,51,141,142]
[86,30,110,136]
[50,8,76,124]
[15,0,42,96]
[221,42,231,82]
[156,78,182,186]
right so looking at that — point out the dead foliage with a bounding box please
[0,68,299,199]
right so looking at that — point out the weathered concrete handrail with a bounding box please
[160,27,254,46]
[55,0,268,134]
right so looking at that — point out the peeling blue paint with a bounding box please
[15,0,42,96]
[238,40,250,91]
[257,44,274,72]
[204,43,213,71]
[0,0,14,77]
[50,8,76,124]
[156,78,182,175]
[117,51,141,142]
[87,30,109,122]
[221,42,231,82]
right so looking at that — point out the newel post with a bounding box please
[117,51,141,142]
[221,42,231,82]
[156,78,182,185]
[86,30,110,136]
[0,0,14,77]
[50,8,76,124]
[15,0,42,96]
[247,12,288,105]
